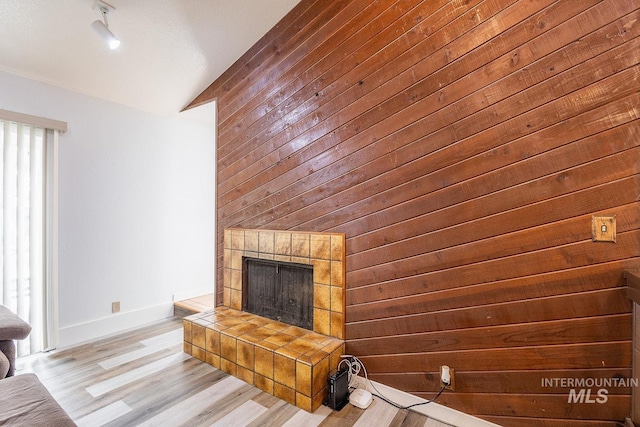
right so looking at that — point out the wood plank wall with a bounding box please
[187,0,640,425]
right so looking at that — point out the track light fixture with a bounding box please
[91,0,120,49]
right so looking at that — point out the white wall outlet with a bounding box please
[440,365,455,391]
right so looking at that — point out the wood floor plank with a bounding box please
[353,399,399,426]
[248,400,302,427]
[98,330,183,369]
[100,363,229,426]
[282,405,333,427]
[75,401,132,427]
[210,399,268,426]
[135,376,247,426]
[86,352,190,397]
[319,402,367,426]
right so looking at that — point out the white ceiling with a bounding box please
[0,0,302,125]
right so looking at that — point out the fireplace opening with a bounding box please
[242,257,314,330]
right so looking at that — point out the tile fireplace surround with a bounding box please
[183,228,346,412]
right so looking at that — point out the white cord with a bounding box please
[339,355,385,396]
[338,355,361,388]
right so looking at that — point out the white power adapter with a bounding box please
[349,388,373,409]
[441,365,451,385]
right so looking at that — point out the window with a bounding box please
[0,109,65,356]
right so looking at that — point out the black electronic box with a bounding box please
[324,367,349,410]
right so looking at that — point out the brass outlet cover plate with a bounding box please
[592,216,616,243]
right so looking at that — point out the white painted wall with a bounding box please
[0,70,216,347]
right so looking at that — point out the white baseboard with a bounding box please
[361,377,501,427]
[58,302,175,349]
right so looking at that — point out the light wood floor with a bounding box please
[16,317,454,427]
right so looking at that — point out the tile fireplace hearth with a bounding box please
[183,228,346,412]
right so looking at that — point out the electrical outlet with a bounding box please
[592,215,616,242]
[112,301,120,313]
[440,365,455,391]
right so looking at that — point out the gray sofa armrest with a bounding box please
[0,306,31,340]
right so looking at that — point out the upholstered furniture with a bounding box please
[0,305,32,378]
[0,374,76,426]
[0,305,76,425]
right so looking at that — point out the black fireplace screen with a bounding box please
[243,257,313,330]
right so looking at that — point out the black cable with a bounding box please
[371,385,446,410]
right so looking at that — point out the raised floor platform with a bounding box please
[183,307,344,412]
[173,294,215,317]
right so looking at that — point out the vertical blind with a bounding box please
[0,119,46,355]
